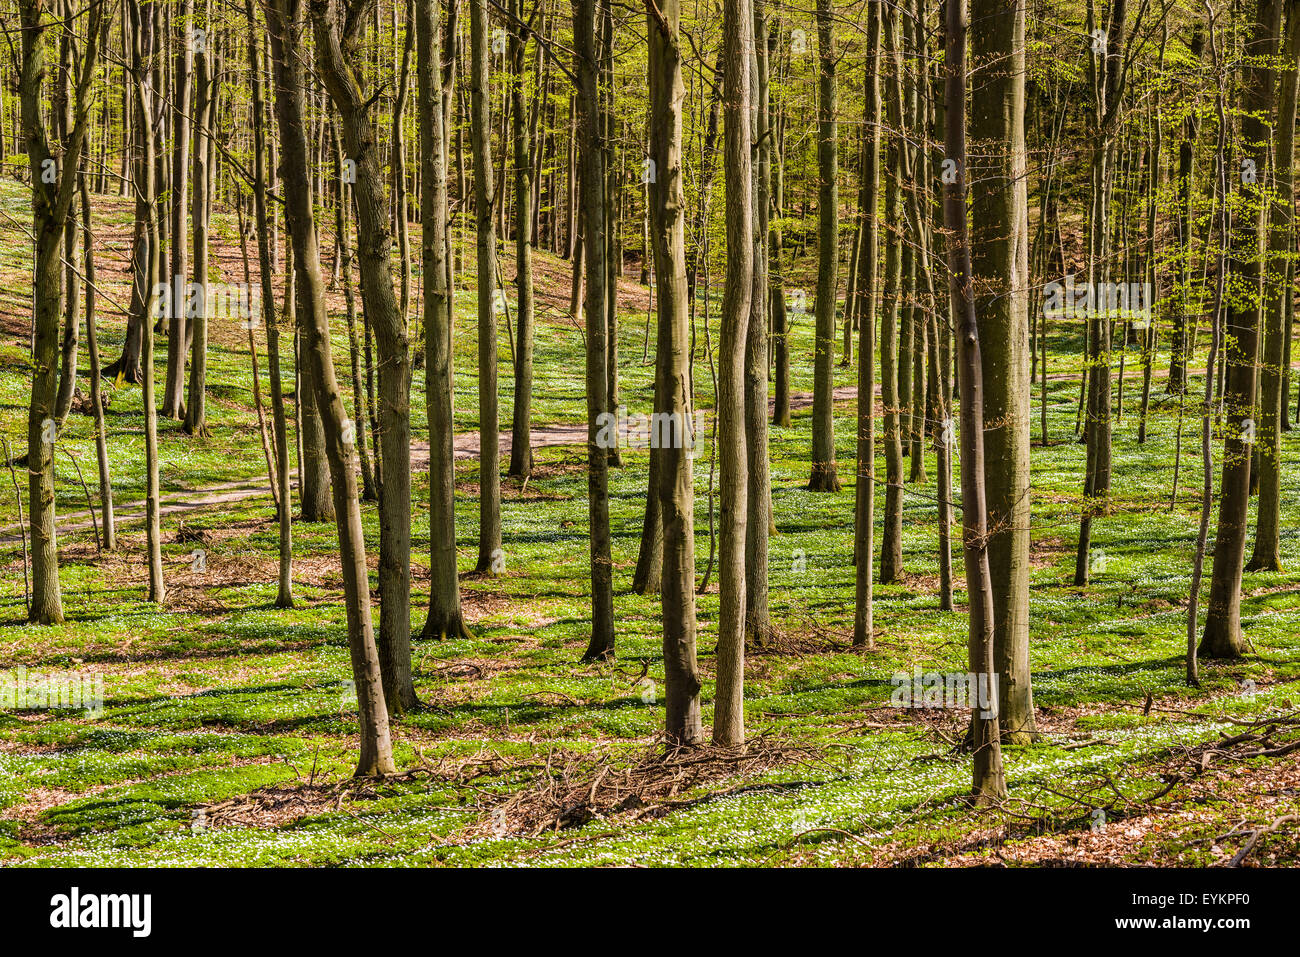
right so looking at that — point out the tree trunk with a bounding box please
[943,0,1007,804]
[576,0,616,661]
[470,0,503,573]
[127,0,165,605]
[646,0,703,745]
[80,172,115,551]
[162,0,194,419]
[246,0,292,608]
[418,0,471,641]
[971,0,1035,742]
[879,5,904,583]
[714,0,754,747]
[184,16,212,438]
[268,0,395,776]
[1202,0,1281,658]
[1247,2,1299,573]
[508,0,536,479]
[808,0,841,492]
[19,0,105,622]
[312,0,417,716]
[854,1,881,648]
[745,0,772,647]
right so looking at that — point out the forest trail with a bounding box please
[5,352,1289,546]
[0,385,858,544]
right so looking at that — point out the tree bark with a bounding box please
[268,0,395,775]
[854,0,881,648]
[418,0,472,641]
[714,0,754,747]
[943,0,1007,804]
[1247,2,1299,573]
[971,0,1035,742]
[646,0,703,745]
[808,0,841,492]
[312,0,417,716]
[508,0,536,479]
[470,0,503,573]
[576,0,616,661]
[1202,0,1281,658]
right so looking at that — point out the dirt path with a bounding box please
[12,348,1299,547]
[0,386,858,545]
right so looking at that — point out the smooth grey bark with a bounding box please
[470,0,503,573]
[268,0,395,776]
[508,0,536,479]
[20,0,104,622]
[418,0,472,641]
[714,0,754,747]
[312,0,417,715]
[646,0,703,745]
[162,0,194,419]
[944,0,1007,804]
[971,0,1035,742]
[1202,0,1281,658]
[854,0,881,649]
[245,0,292,607]
[576,0,616,661]
[1247,2,1300,573]
[745,0,772,647]
[808,0,841,492]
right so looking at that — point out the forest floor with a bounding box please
[1,180,1299,867]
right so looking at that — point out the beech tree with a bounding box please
[1201,0,1280,659]
[20,0,106,623]
[944,0,1007,803]
[714,0,754,747]
[267,0,394,775]
[646,0,703,745]
[808,0,841,492]
[313,0,417,715]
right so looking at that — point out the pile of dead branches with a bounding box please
[197,783,354,829]
[474,735,835,839]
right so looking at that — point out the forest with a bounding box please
[0,0,1298,873]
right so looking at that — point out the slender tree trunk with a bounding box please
[313,0,417,715]
[246,0,292,607]
[163,0,194,419]
[80,172,115,551]
[332,122,377,501]
[268,0,395,776]
[971,0,1035,742]
[944,0,1006,804]
[714,0,754,747]
[184,18,212,437]
[419,0,470,641]
[646,0,703,745]
[853,1,881,648]
[470,0,503,573]
[127,0,165,604]
[745,0,773,646]
[808,0,841,492]
[1202,0,1281,658]
[20,0,104,622]
[879,5,904,583]
[576,0,616,661]
[1247,2,1299,572]
[508,0,536,479]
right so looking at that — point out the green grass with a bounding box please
[2,177,1299,867]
